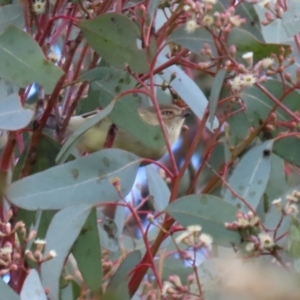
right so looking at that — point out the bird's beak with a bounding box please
[181,109,191,118]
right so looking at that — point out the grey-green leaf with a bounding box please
[81,67,165,150]
[20,269,47,300]
[0,4,24,33]
[223,141,273,212]
[56,100,115,164]
[273,136,300,168]
[0,26,64,93]
[7,149,140,210]
[72,208,102,294]
[0,278,20,300]
[165,194,240,247]
[0,94,33,130]
[286,218,300,259]
[105,250,141,299]
[146,165,170,211]
[78,14,149,73]
[41,205,92,300]
[157,53,219,130]
[209,69,226,127]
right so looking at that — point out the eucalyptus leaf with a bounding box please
[165,194,240,247]
[105,250,141,299]
[41,205,92,300]
[227,28,290,62]
[241,80,300,127]
[72,208,102,294]
[146,165,170,211]
[0,94,33,130]
[234,1,263,41]
[7,149,140,210]
[56,100,115,164]
[209,69,226,127]
[13,134,61,181]
[0,25,64,93]
[20,269,47,300]
[79,13,150,73]
[0,4,24,33]
[0,278,20,300]
[281,0,300,38]
[223,141,273,212]
[286,218,300,259]
[167,26,217,56]
[265,154,287,205]
[81,67,166,150]
[157,53,219,130]
[273,137,300,168]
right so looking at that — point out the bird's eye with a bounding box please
[162,110,174,116]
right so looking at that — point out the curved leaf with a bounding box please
[157,53,219,130]
[223,141,273,212]
[273,136,300,168]
[241,80,300,126]
[165,194,240,247]
[0,26,64,93]
[0,94,33,130]
[20,269,47,300]
[0,278,20,300]
[56,100,115,164]
[146,165,170,211]
[41,205,92,300]
[167,26,217,56]
[227,28,291,61]
[79,14,150,73]
[81,67,166,150]
[7,149,140,210]
[209,69,226,127]
[0,4,24,33]
[105,250,141,299]
[72,208,102,294]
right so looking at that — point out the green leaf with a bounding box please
[223,141,273,212]
[148,0,159,19]
[241,80,300,127]
[282,1,300,37]
[41,204,92,300]
[209,69,226,127]
[79,14,149,73]
[254,1,297,43]
[20,269,47,300]
[265,205,292,247]
[72,208,102,294]
[7,149,140,210]
[56,100,115,164]
[97,212,119,251]
[146,165,170,211]
[0,278,20,300]
[0,26,64,93]
[13,134,61,181]
[165,195,240,247]
[234,1,263,41]
[226,28,290,62]
[0,94,33,130]
[157,53,219,130]
[81,67,166,150]
[286,218,300,259]
[168,26,217,56]
[265,154,287,205]
[0,4,24,32]
[105,250,141,299]
[273,137,300,168]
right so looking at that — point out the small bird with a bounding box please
[64,104,190,160]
